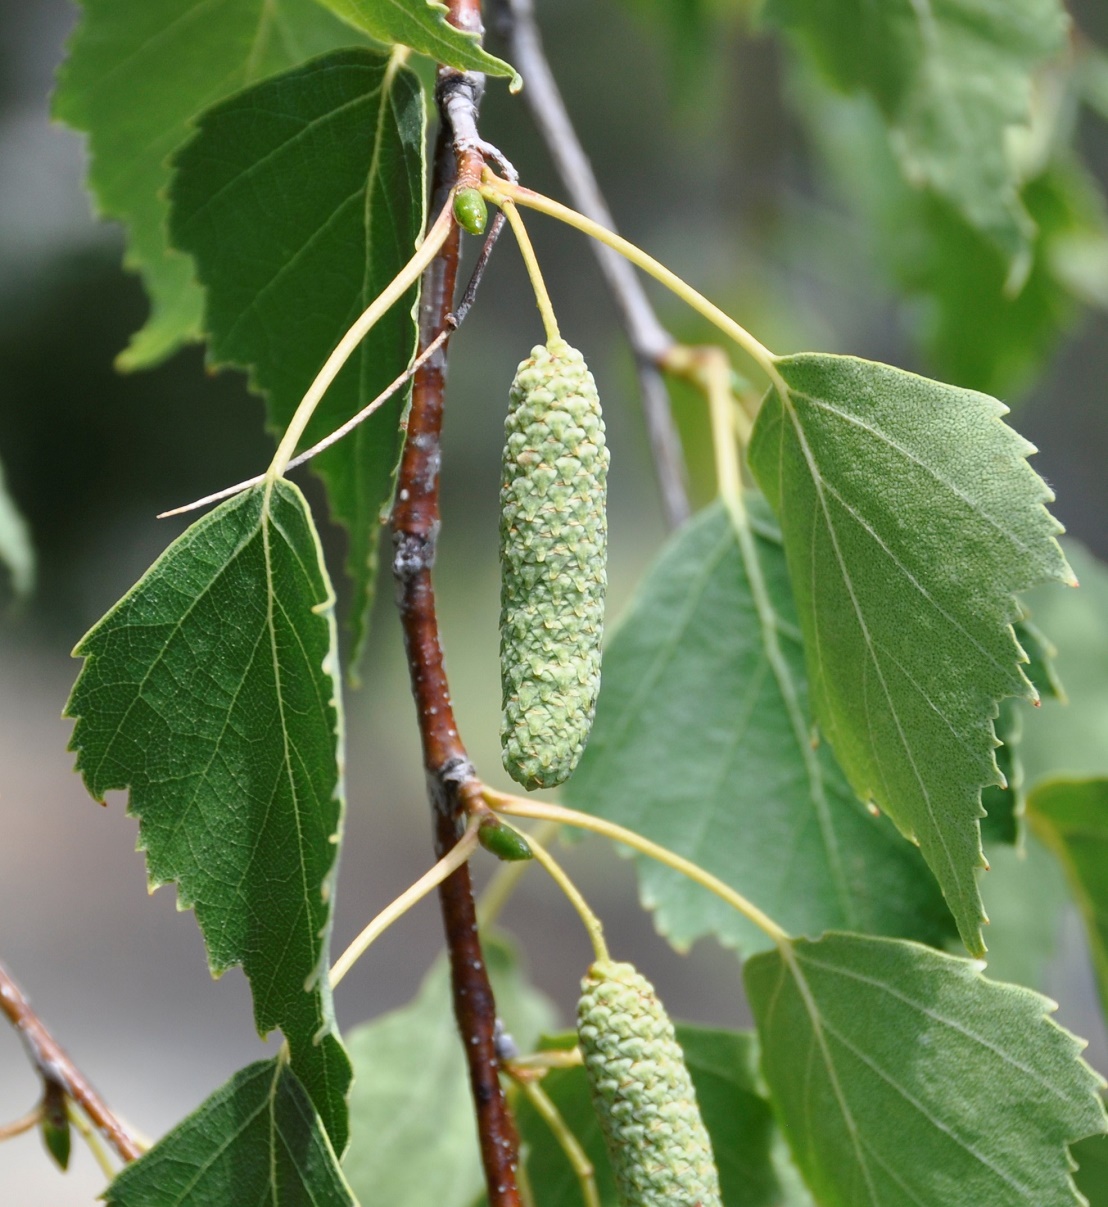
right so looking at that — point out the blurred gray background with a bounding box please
[2,0,1107,1200]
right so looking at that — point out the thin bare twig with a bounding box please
[158,210,507,521]
[0,1104,42,1141]
[389,8,522,1201]
[492,0,691,529]
[0,959,142,1164]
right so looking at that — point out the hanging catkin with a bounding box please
[499,338,608,789]
[577,959,722,1207]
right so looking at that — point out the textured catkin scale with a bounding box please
[577,960,722,1207]
[499,338,609,789]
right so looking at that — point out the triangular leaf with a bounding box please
[315,0,520,88]
[746,932,1106,1206]
[763,0,1069,259]
[343,935,557,1206]
[748,353,1071,954]
[66,480,351,1150]
[1028,777,1108,1019]
[168,48,425,668]
[105,1059,354,1206]
[512,1026,801,1207]
[52,0,360,370]
[0,450,33,601]
[565,500,954,955]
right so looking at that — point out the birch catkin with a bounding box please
[499,338,608,789]
[577,960,722,1207]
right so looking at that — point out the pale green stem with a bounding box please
[517,1154,538,1207]
[478,818,560,928]
[330,820,481,988]
[501,199,561,343]
[483,178,787,395]
[509,1047,586,1076]
[509,1048,583,1073]
[515,1078,600,1207]
[486,790,790,947]
[69,1104,118,1180]
[526,835,610,964]
[267,201,455,480]
[704,356,746,526]
[159,328,451,520]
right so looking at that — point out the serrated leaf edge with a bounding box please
[766,352,1072,953]
[764,934,1107,1206]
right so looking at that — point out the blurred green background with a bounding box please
[2,0,1107,1200]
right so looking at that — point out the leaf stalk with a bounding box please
[484,791,790,946]
[481,176,788,395]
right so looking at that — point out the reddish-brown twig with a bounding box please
[0,959,142,1164]
[492,0,691,530]
[388,10,522,1202]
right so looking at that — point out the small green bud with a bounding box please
[478,815,534,862]
[577,960,721,1207]
[40,1080,71,1171]
[453,187,488,235]
[500,339,609,789]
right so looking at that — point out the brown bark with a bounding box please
[389,75,522,1207]
[0,959,142,1164]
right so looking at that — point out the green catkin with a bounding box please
[577,960,722,1207]
[499,338,609,790]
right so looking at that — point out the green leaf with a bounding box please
[343,935,557,1206]
[565,500,953,955]
[980,620,1061,845]
[1019,541,1108,785]
[892,164,1108,397]
[980,699,1024,847]
[1028,777,1108,1019]
[168,48,425,668]
[0,451,33,602]
[65,481,351,1150]
[745,932,1106,1206]
[1020,616,1065,704]
[1073,1131,1108,1204]
[105,1059,354,1206]
[52,0,360,370]
[748,353,1071,955]
[791,68,1108,398]
[314,0,520,87]
[513,1026,800,1207]
[764,0,1069,259]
